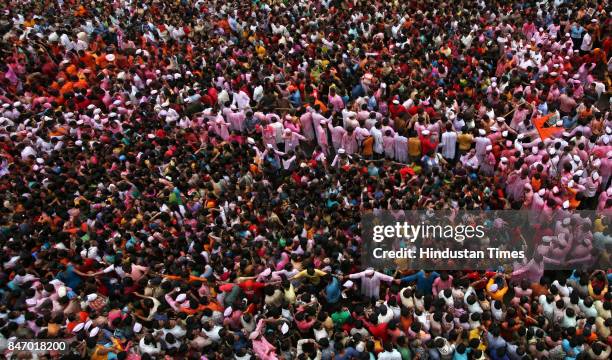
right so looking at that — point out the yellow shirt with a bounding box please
[458,133,474,151]
[256,45,266,58]
[293,269,327,285]
[486,278,508,301]
[408,137,421,157]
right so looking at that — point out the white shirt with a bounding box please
[378,349,402,360]
[232,91,251,110]
[440,131,458,159]
[580,33,592,51]
[21,146,37,160]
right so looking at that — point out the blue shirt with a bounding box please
[562,339,582,360]
[401,271,440,294]
[452,349,470,360]
[325,277,341,304]
[289,91,302,107]
[335,347,360,360]
[570,25,584,39]
[57,265,82,290]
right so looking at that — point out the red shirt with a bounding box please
[366,322,389,342]
[238,280,265,299]
[419,135,438,156]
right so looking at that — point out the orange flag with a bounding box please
[533,113,563,140]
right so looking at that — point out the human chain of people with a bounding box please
[0,0,610,359]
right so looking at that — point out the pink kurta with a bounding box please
[250,320,279,360]
[300,112,315,140]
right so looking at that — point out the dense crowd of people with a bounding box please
[0,0,611,359]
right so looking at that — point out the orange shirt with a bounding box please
[80,53,96,68]
[162,274,208,283]
[314,99,328,114]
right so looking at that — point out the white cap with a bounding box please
[478,129,486,136]
[572,155,580,163]
[500,157,508,163]
[89,327,100,337]
[489,284,499,292]
[552,186,559,194]
[133,322,143,333]
[247,137,255,145]
[502,130,508,137]
[105,54,115,62]
[496,117,505,122]
[568,180,575,188]
[548,148,555,155]
[532,147,538,154]
[592,171,600,180]
[73,322,85,333]
[392,99,400,104]
[422,129,430,136]
[86,293,97,302]
[562,200,570,209]
[605,127,612,135]
[266,144,273,149]
[486,145,493,151]
[176,293,187,303]
[538,189,545,196]
[338,148,346,154]
[575,169,584,177]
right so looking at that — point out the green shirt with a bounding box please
[399,346,412,360]
[331,310,350,326]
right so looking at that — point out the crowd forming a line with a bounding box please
[0,0,611,359]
